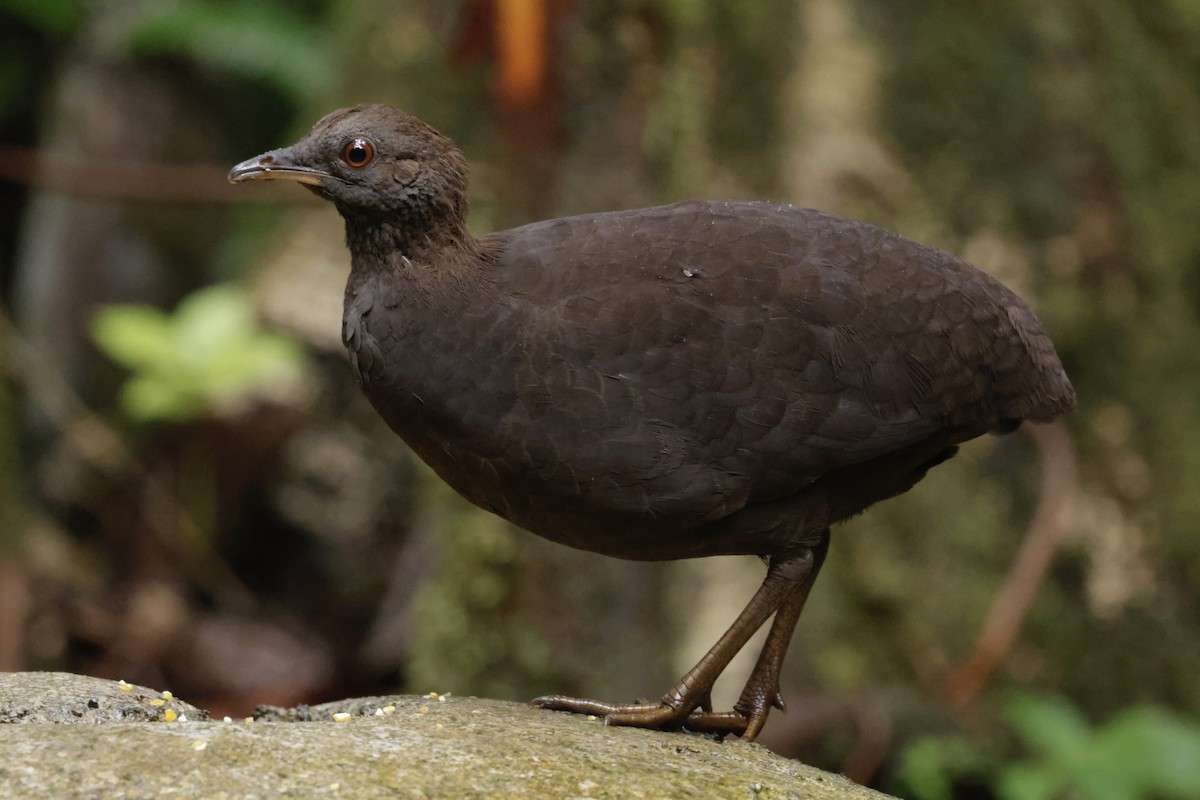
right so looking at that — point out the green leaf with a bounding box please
[174,284,256,364]
[895,737,955,800]
[90,305,175,371]
[121,375,199,423]
[1091,707,1200,798]
[999,695,1091,800]
[1004,693,1092,763]
[91,283,306,424]
[997,763,1068,800]
[999,696,1200,800]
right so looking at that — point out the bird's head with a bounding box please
[230,104,470,248]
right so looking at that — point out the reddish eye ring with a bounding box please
[341,137,374,168]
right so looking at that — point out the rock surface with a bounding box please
[0,671,895,799]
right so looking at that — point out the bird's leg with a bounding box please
[531,536,826,740]
[684,529,830,739]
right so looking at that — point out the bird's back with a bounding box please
[491,199,1072,436]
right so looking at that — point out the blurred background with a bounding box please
[1,0,1198,797]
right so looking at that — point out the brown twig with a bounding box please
[0,145,319,204]
[943,420,1078,708]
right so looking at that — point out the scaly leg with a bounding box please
[685,529,830,739]
[531,532,828,741]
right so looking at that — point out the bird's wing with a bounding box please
[478,200,1070,526]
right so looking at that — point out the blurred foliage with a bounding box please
[91,284,305,423]
[897,733,999,800]
[897,695,1200,800]
[0,0,82,36]
[859,0,1200,719]
[124,1,335,105]
[1002,696,1200,800]
[404,474,555,700]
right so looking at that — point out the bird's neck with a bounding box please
[340,212,499,308]
[341,211,478,273]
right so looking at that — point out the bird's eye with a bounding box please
[341,138,375,168]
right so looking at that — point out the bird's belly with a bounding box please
[374,398,736,559]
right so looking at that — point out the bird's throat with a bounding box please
[341,211,476,274]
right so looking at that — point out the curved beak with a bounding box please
[228,147,328,185]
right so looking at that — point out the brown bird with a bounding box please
[230,104,1075,741]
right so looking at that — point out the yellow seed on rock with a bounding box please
[164,709,178,722]
[332,712,352,723]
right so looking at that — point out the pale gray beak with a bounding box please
[228,147,329,185]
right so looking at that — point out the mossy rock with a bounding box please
[0,672,894,799]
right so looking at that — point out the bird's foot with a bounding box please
[531,674,786,738]
[531,693,755,738]
[729,680,786,740]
